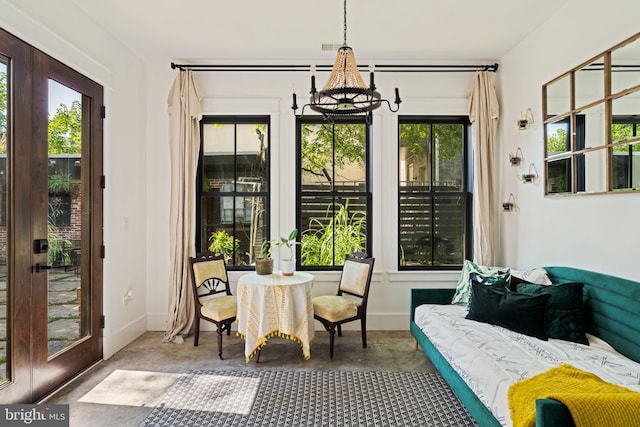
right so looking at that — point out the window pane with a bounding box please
[236,124,268,190]
[200,195,267,266]
[612,141,640,190]
[546,119,571,156]
[399,195,432,266]
[333,123,366,192]
[576,149,606,193]
[202,123,235,190]
[301,123,334,192]
[433,196,464,265]
[574,57,604,110]
[399,123,431,190]
[547,158,572,193]
[577,103,605,150]
[300,197,366,267]
[611,37,640,95]
[433,124,463,191]
[399,196,464,266]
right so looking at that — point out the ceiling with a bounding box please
[69,0,570,64]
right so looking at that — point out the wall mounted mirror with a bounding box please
[542,32,640,195]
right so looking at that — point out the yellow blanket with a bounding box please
[508,364,640,427]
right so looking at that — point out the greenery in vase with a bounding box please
[274,229,298,261]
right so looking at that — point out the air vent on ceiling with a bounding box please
[321,43,343,52]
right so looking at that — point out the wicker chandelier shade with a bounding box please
[322,47,367,91]
[292,0,400,121]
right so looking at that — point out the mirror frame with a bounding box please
[542,32,640,196]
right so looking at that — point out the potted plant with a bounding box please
[274,229,298,276]
[255,240,274,275]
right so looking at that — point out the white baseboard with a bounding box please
[146,312,409,332]
[103,314,147,359]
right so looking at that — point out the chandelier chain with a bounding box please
[343,0,348,46]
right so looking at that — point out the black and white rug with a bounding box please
[141,370,477,426]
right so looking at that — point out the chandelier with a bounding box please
[292,0,401,122]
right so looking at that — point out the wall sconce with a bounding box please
[519,163,539,183]
[517,108,534,130]
[502,193,518,212]
[509,147,524,167]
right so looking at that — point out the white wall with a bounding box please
[497,0,640,281]
[0,0,148,358]
[144,65,481,332]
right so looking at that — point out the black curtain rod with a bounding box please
[170,62,499,73]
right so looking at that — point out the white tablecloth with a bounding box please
[237,271,314,362]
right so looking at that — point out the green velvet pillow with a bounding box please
[466,281,550,340]
[466,272,510,308]
[516,282,588,345]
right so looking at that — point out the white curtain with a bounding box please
[469,71,499,266]
[164,70,202,344]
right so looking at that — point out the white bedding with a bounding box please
[414,304,640,426]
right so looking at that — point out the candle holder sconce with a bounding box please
[519,163,539,183]
[517,108,534,131]
[509,147,524,167]
[502,193,518,213]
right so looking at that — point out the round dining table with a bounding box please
[236,271,315,362]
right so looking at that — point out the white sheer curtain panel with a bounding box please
[469,71,499,266]
[164,70,202,344]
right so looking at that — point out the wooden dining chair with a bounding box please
[190,252,237,359]
[312,252,375,359]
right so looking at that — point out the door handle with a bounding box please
[34,263,73,273]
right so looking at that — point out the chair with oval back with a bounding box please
[190,252,237,359]
[312,252,375,359]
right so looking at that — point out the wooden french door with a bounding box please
[0,28,103,403]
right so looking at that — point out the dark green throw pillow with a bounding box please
[516,282,588,345]
[466,281,550,340]
[467,272,510,308]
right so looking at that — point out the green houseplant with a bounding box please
[274,229,298,276]
[255,239,273,275]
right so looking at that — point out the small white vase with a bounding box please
[281,259,296,276]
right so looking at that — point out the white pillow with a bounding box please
[511,267,552,286]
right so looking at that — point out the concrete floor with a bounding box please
[44,330,437,427]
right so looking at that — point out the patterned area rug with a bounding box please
[141,370,478,426]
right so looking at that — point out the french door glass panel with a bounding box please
[46,79,87,357]
[0,58,8,384]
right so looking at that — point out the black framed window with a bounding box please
[197,116,270,268]
[398,116,471,269]
[297,116,371,269]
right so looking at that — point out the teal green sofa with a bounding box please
[409,266,640,427]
